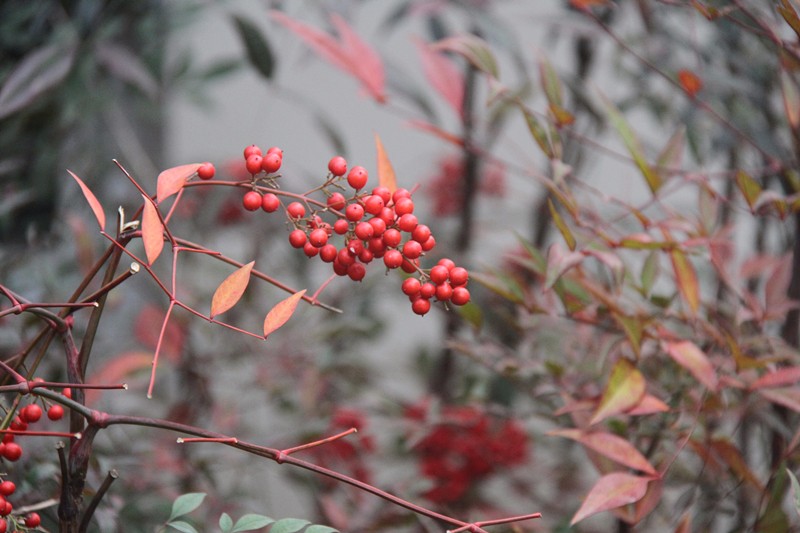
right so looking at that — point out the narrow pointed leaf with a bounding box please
[544,242,584,289]
[751,367,800,390]
[431,34,498,78]
[539,56,563,108]
[231,514,275,532]
[269,518,311,533]
[211,261,255,319]
[521,106,554,158]
[590,359,646,424]
[141,196,164,265]
[264,290,307,338]
[157,163,202,204]
[779,0,800,40]
[548,199,576,250]
[782,70,800,130]
[710,438,764,489]
[669,249,700,314]
[665,340,718,392]
[375,134,397,192]
[68,170,105,231]
[759,387,800,413]
[571,473,651,525]
[735,170,762,210]
[415,38,464,117]
[169,493,206,521]
[604,97,662,193]
[232,14,275,80]
[549,429,657,475]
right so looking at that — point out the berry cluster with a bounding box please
[225,146,471,315]
[405,402,527,505]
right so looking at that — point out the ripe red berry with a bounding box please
[333,219,350,234]
[22,404,42,423]
[438,258,456,270]
[384,250,403,269]
[327,192,346,211]
[63,388,72,399]
[451,286,471,306]
[2,443,22,462]
[401,258,419,274]
[0,517,6,532]
[392,188,411,204]
[243,144,262,159]
[358,248,374,263]
[347,263,367,281]
[435,282,453,301]
[412,297,431,316]
[245,154,263,175]
[421,235,436,251]
[303,242,319,257]
[368,237,386,255]
[420,282,436,299]
[261,153,282,173]
[382,228,402,248]
[320,244,338,262]
[354,221,374,240]
[346,238,364,256]
[266,146,283,156]
[242,191,262,211]
[0,482,14,497]
[401,277,421,296]
[429,265,450,285]
[337,248,356,267]
[328,156,347,176]
[286,202,306,219]
[9,417,26,432]
[332,259,349,276]
[402,240,423,259]
[449,266,469,286]
[288,229,307,248]
[412,224,431,243]
[372,186,392,204]
[368,217,386,236]
[364,195,384,215]
[261,193,280,212]
[309,228,329,247]
[394,197,414,216]
[345,203,365,221]
[397,214,418,232]
[197,162,215,180]
[47,404,65,421]
[1,501,10,516]
[25,513,41,528]
[347,166,368,190]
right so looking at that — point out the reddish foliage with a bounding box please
[426,153,505,216]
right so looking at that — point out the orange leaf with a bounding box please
[549,429,657,475]
[709,438,764,490]
[590,359,646,425]
[68,170,105,231]
[751,366,800,390]
[677,69,703,97]
[156,163,201,204]
[669,248,700,314]
[141,195,164,265]
[571,473,651,525]
[210,261,255,319]
[375,134,397,193]
[664,340,718,392]
[626,394,670,416]
[263,289,307,338]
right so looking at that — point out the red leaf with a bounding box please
[210,261,255,319]
[415,38,464,117]
[549,429,658,475]
[263,290,307,338]
[571,473,651,525]
[68,170,105,231]
[156,163,201,204]
[751,366,800,390]
[141,195,164,265]
[626,394,670,416]
[677,69,703,97]
[590,359,646,425]
[664,340,718,392]
[270,11,385,103]
[375,134,397,193]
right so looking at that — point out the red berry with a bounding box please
[451,286,471,306]
[63,388,72,399]
[327,192,346,211]
[420,282,436,299]
[245,154,263,175]
[261,153,282,173]
[0,518,6,532]
[25,513,40,528]
[412,298,431,316]
[364,195,384,215]
[438,258,456,270]
[421,235,436,252]
[372,186,392,204]
[384,250,403,269]
[266,146,283,156]
[378,206,395,225]
[242,191,262,211]
[429,265,450,284]
[303,242,319,257]
[412,224,431,243]
[261,193,280,212]
[47,404,64,421]
[402,240,422,259]
[345,203,364,221]
[382,228,402,248]
[346,238,364,256]
[309,228,329,247]
[435,282,453,301]
[320,244,338,262]
[449,266,469,286]
[401,258,419,274]
[358,248,374,263]
[397,214,418,232]
[2,443,22,462]
[354,222,374,240]
[402,277,421,296]
[9,417,25,432]
[333,219,350,234]
[289,229,307,248]
[394,197,414,216]
[392,188,411,204]
[368,217,386,236]
[197,162,215,180]
[328,156,347,176]
[347,166,368,190]
[337,248,356,267]
[347,263,367,281]
[243,144,262,159]
[368,237,386,255]
[22,404,42,423]
[286,202,306,219]
[0,482,14,497]
[332,259,349,276]
[1,502,10,517]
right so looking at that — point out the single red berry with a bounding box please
[358,248,374,263]
[364,195,384,215]
[412,298,431,316]
[402,240,422,259]
[288,229,307,248]
[0,517,6,532]
[286,202,306,219]
[429,265,450,285]
[368,217,386,236]
[402,277,421,296]
[320,244,338,262]
[0,482,14,497]
[261,193,280,212]
[1,434,13,444]
[309,228,329,247]
[328,156,347,176]
[47,404,64,421]
[451,286,471,306]
[63,388,72,399]
[1,501,10,517]
[372,186,392,204]
[242,191,262,211]
[378,206,395,225]
[435,282,453,301]
[412,224,431,243]
[22,404,42,423]
[2,443,22,462]
[368,237,386,255]
[392,188,411,204]
[346,238,364,256]
[384,250,403,269]
[9,417,26,432]
[303,242,319,257]
[347,166,368,190]
[24,513,40,528]
[347,263,367,281]
[337,248,356,267]
[438,258,456,270]
[354,221,374,240]
[394,197,414,216]
[449,266,469,286]
[327,192,346,211]
[332,258,349,276]
[345,203,365,221]
[197,162,215,180]
[421,235,436,251]
[382,228,402,248]
[261,153,282,173]
[243,144,262,159]
[333,219,350,234]
[420,282,436,299]
[401,258,419,274]
[397,213,418,232]
[245,154,263,175]
[266,146,283,156]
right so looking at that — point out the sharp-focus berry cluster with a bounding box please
[230,147,471,315]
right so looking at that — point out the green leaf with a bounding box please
[269,518,311,533]
[220,513,233,533]
[539,56,563,108]
[603,97,662,193]
[232,14,275,80]
[735,170,762,210]
[231,514,275,532]
[521,106,554,159]
[590,359,646,425]
[640,251,659,296]
[167,521,199,533]
[306,526,340,533]
[169,493,206,521]
[788,468,800,518]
